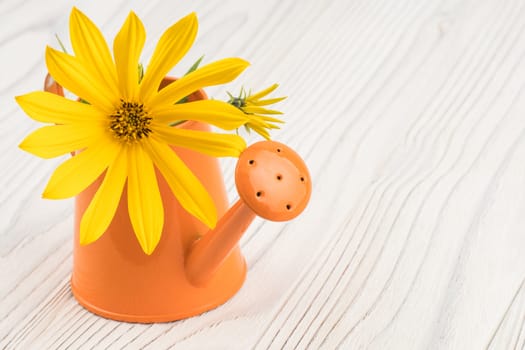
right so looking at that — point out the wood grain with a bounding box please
[2,0,525,348]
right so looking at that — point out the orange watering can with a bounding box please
[45,75,312,322]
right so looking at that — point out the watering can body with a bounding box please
[72,119,247,323]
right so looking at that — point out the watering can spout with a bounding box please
[186,140,312,287]
[185,201,256,286]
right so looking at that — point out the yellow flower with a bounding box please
[228,84,286,139]
[16,8,251,254]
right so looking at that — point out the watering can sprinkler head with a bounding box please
[186,140,311,286]
[235,140,311,221]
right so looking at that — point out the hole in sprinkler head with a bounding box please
[249,159,255,165]
[286,204,292,210]
[300,176,305,182]
[277,148,281,153]
[256,191,262,197]
[277,174,282,180]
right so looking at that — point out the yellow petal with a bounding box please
[248,96,286,106]
[113,11,146,100]
[153,100,248,130]
[253,114,285,124]
[150,58,249,107]
[247,116,284,133]
[246,123,271,140]
[45,46,117,111]
[15,92,106,124]
[243,106,283,115]
[151,125,246,157]
[127,145,164,255]
[249,83,279,100]
[140,13,198,104]
[144,137,217,228]
[80,147,127,245]
[19,124,102,159]
[43,138,120,199]
[244,115,277,130]
[70,7,118,93]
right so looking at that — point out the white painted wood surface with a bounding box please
[2,0,525,348]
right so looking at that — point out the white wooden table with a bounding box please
[2,0,525,348]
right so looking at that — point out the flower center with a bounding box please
[109,99,152,142]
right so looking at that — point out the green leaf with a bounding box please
[183,55,204,76]
[176,55,205,104]
[55,34,68,54]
